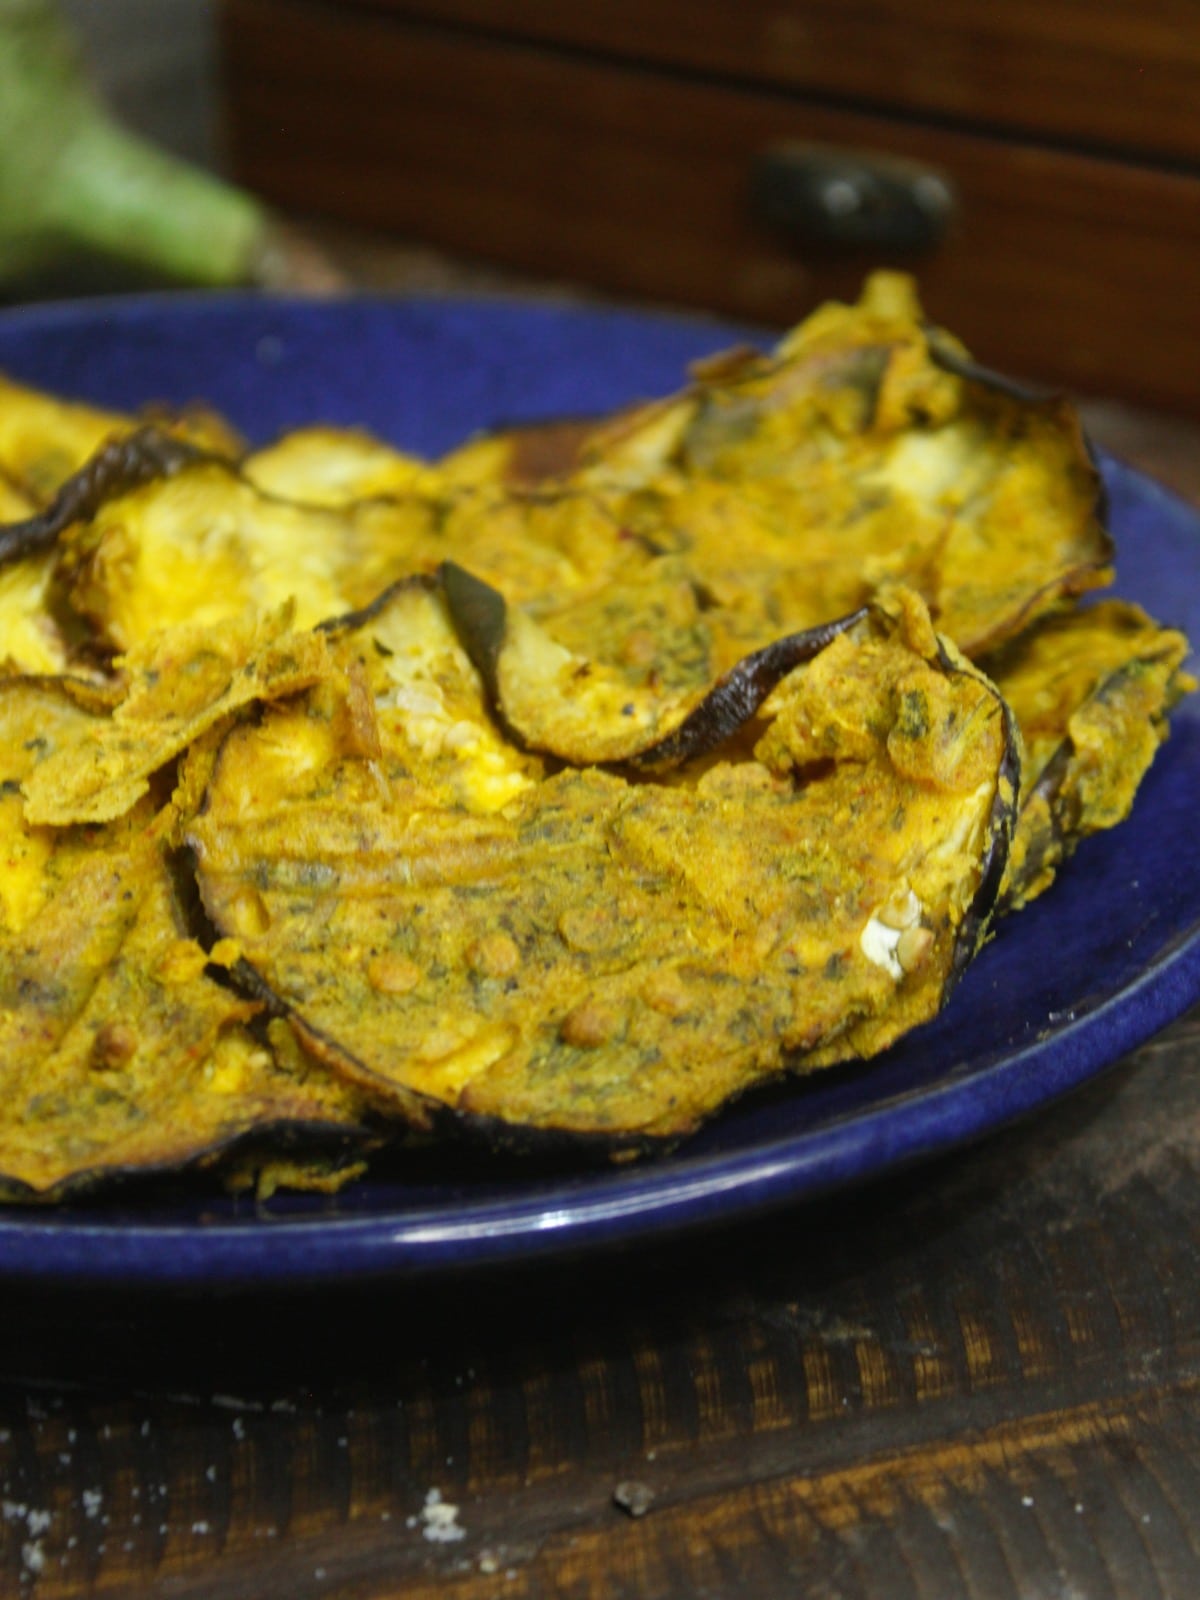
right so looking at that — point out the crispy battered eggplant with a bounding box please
[0,410,437,658]
[1,549,64,675]
[189,582,1017,1147]
[0,426,208,570]
[442,559,869,768]
[986,601,1193,908]
[7,273,1109,683]
[438,274,1113,664]
[54,458,442,653]
[0,377,240,543]
[19,605,332,826]
[3,273,1110,694]
[424,275,1118,775]
[0,679,376,1200]
[0,278,1187,1198]
[53,451,657,662]
[0,396,240,674]
[0,472,79,674]
[0,373,133,507]
[0,678,129,938]
[243,426,432,506]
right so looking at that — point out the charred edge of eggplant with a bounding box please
[439,559,506,679]
[962,558,1117,661]
[997,655,1180,912]
[619,609,871,774]
[445,1105,672,1164]
[293,1002,676,1161]
[442,557,872,772]
[204,931,675,1162]
[1024,738,1080,827]
[162,843,265,1001]
[314,570,440,637]
[470,413,606,484]
[0,426,209,568]
[998,741,1077,914]
[926,330,1113,540]
[221,954,293,1019]
[195,945,442,1133]
[925,333,1053,406]
[164,842,218,945]
[0,1118,382,1206]
[438,559,536,755]
[932,638,1021,995]
[1059,395,1113,545]
[1080,429,1113,533]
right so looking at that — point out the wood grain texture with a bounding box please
[4,1017,1200,1597]
[347,0,1200,166]
[219,0,1200,410]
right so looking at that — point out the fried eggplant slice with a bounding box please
[31,272,1109,685]
[0,468,70,673]
[0,422,236,674]
[0,376,238,522]
[0,851,377,1201]
[0,426,210,575]
[424,274,1113,763]
[440,406,689,493]
[0,682,376,1200]
[56,458,442,653]
[442,559,869,767]
[189,582,1017,1148]
[242,426,433,506]
[0,373,131,505]
[656,270,1110,656]
[18,605,332,826]
[0,678,129,937]
[438,274,1112,664]
[0,549,68,674]
[56,450,645,660]
[987,601,1193,909]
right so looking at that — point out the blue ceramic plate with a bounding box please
[1,294,1198,1288]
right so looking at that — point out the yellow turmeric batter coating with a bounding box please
[189,583,1016,1146]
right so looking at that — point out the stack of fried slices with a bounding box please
[0,276,1190,1199]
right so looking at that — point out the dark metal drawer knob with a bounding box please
[751,143,955,253]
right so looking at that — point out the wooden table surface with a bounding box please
[3,241,1200,1599]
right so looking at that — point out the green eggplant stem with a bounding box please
[0,0,270,289]
[40,115,266,287]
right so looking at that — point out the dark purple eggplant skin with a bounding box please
[439,558,869,772]
[933,636,1022,994]
[619,614,870,773]
[0,426,207,568]
[925,333,1053,406]
[439,560,508,685]
[996,656,1175,915]
[998,740,1075,917]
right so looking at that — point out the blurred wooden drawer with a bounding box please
[219,0,1200,409]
